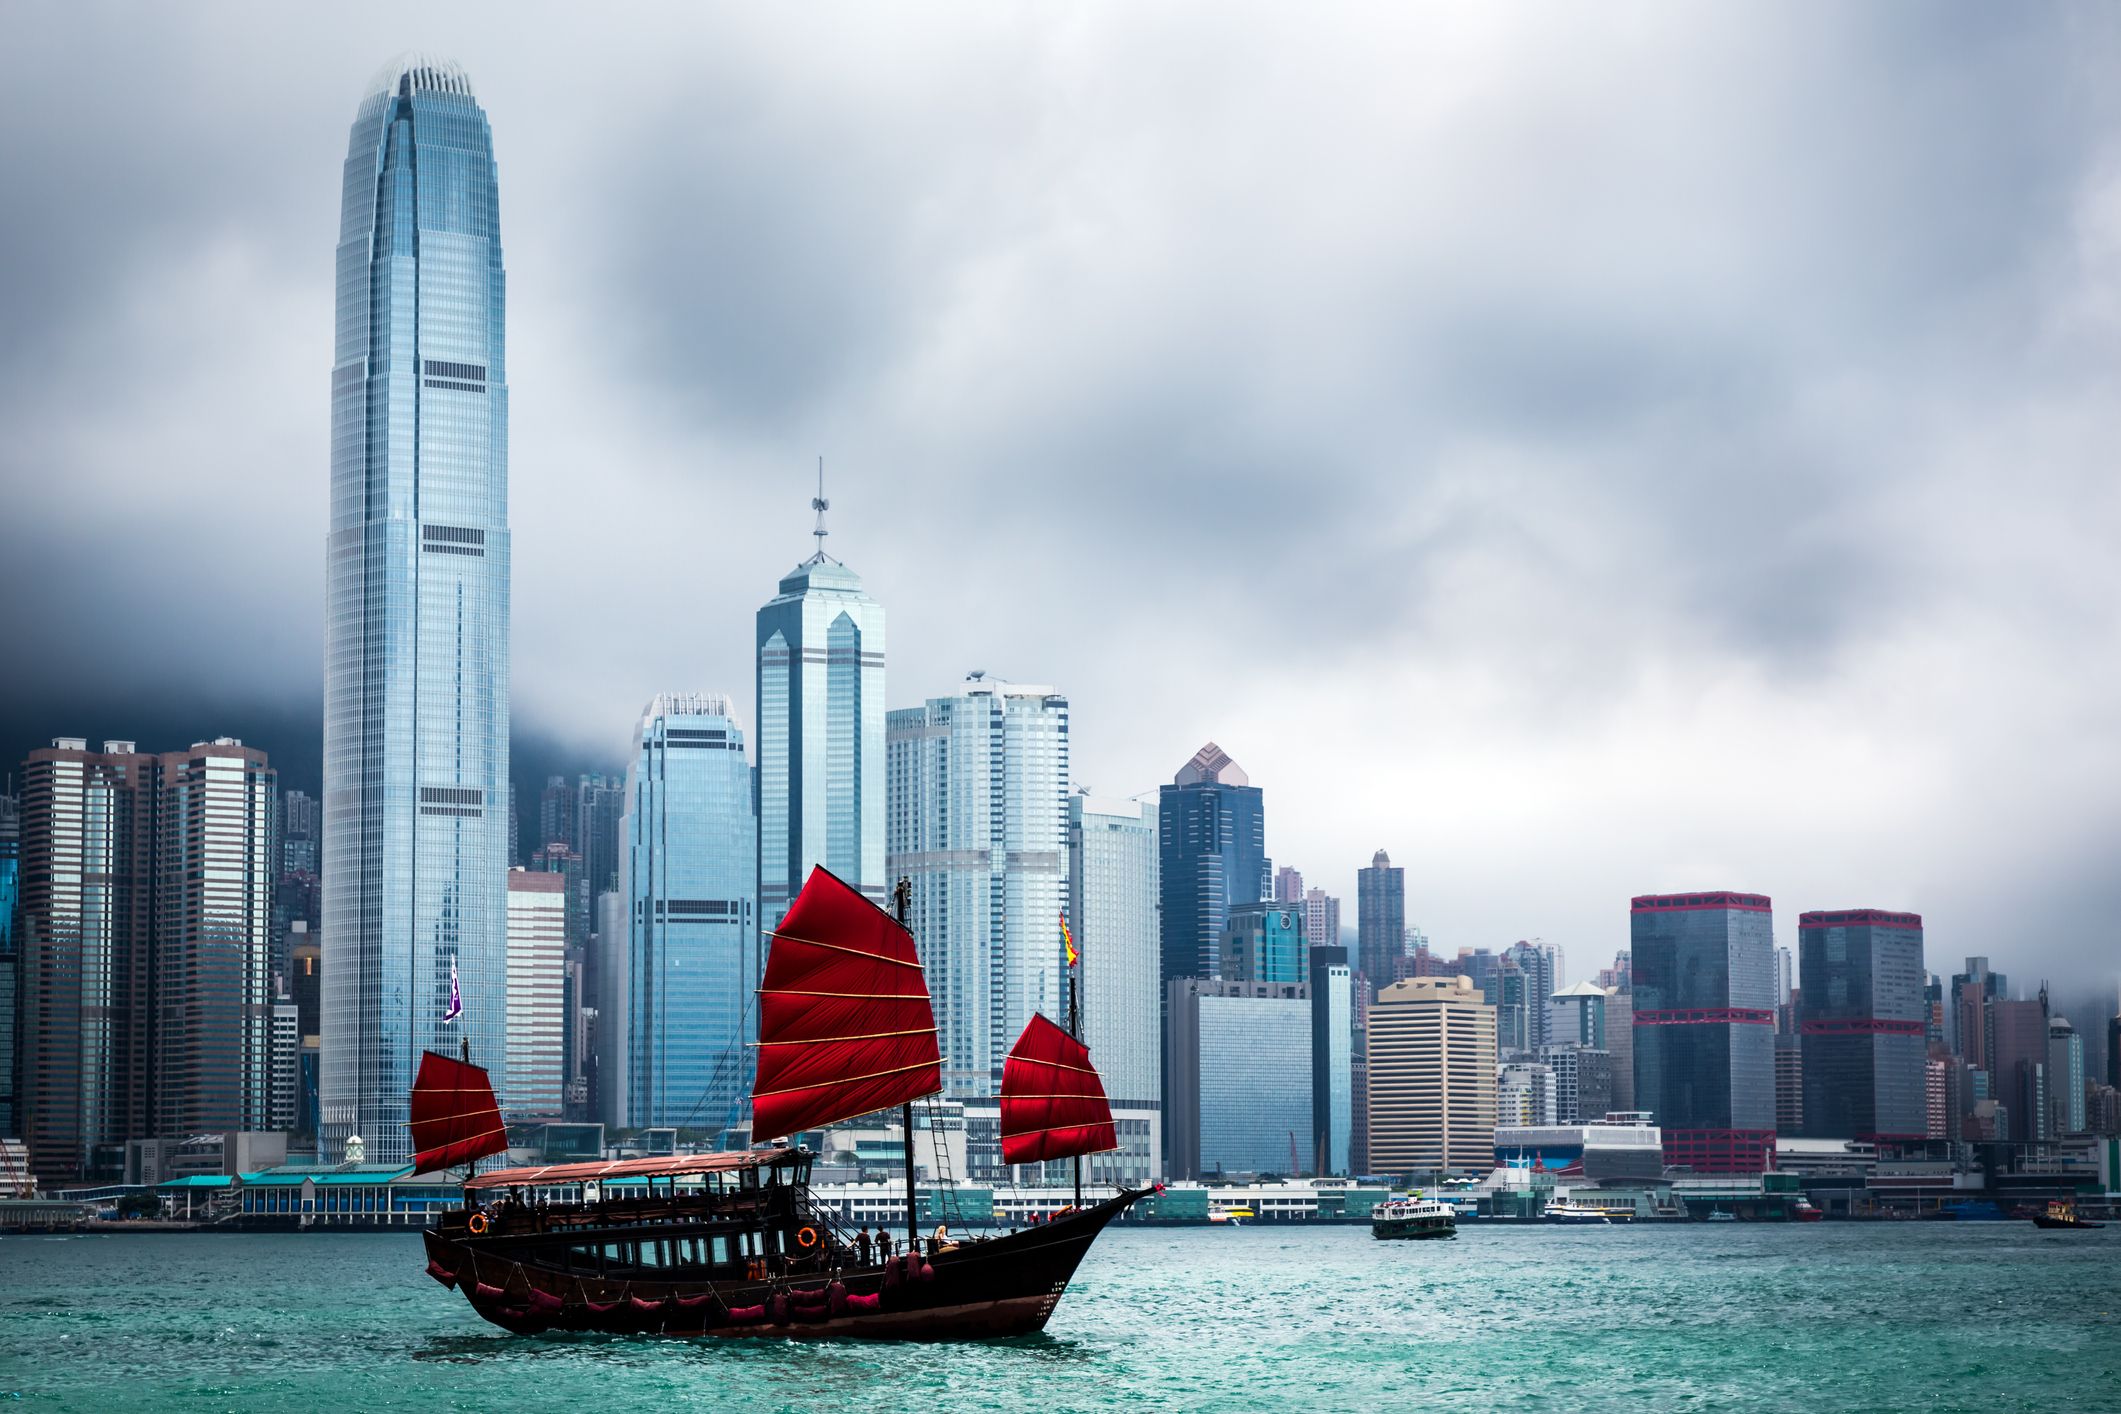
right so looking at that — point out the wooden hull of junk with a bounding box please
[425,1187,1149,1340]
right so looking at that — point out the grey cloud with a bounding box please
[1,3,2119,992]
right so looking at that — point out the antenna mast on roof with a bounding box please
[807,455,832,564]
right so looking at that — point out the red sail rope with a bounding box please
[751,867,942,1141]
[1000,1013,1118,1166]
[409,1050,508,1172]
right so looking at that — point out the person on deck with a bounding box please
[877,1228,894,1261]
[854,1227,873,1266]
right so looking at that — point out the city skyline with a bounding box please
[5,10,2121,991]
[5,17,2121,1410]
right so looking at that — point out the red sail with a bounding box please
[1000,1013,1118,1166]
[751,867,942,1141]
[409,1050,509,1172]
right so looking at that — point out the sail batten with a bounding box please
[409,1050,509,1172]
[1000,1014,1118,1166]
[749,867,944,1141]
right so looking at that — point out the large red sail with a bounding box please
[409,1050,509,1172]
[1000,1013,1118,1166]
[751,867,943,1141]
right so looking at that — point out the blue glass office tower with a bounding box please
[1356,850,1405,987]
[1797,909,1926,1141]
[1166,978,1311,1178]
[620,697,757,1134]
[1310,944,1353,1175]
[1220,901,1304,984]
[756,512,885,925]
[321,57,511,1163]
[1630,891,1777,1173]
[1157,743,1265,986]
[0,792,17,1137]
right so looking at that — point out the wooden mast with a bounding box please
[1068,957,1082,1208]
[894,876,919,1256]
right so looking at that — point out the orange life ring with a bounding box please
[795,1225,820,1249]
[467,1212,489,1235]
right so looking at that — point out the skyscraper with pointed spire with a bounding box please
[756,468,886,926]
[321,56,511,1162]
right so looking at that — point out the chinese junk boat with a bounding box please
[415,867,1148,1339]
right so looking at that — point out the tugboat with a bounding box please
[414,867,1149,1338]
[2031,1200,2105,1231]
[1370,1196,1457,1240]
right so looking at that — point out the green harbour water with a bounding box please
[3,1223,2117,1412]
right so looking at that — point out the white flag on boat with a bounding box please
[444,955,462,1023]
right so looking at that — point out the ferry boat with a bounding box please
[1543,1198,1618,1225]
[2031,1201,2104,1231]
[414,868,1148,1339]
[1704,1208,1737,1223]
[1370,1197,1457,1240]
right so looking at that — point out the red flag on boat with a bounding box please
[999,1013,1118,1166]
[751,867,943,1141]
[409,1050,508,1171]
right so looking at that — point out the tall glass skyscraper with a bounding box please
[0,791,18,1139]
[621,695,758,1134]
[1309,944,1353,1176]
[1157,743,1265,987]
[321,57,511,1163]
[1355,850,1405,988]
[887,675,1070,1104]
[154,740,279,1140]
[1630,891,1777,1173]
[1796,908,1926,1141]
[756,509,885,924]
[16,739,157,1183]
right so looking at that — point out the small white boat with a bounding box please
[1544,1199,1615,1224]
[1705,1208,1737,1223]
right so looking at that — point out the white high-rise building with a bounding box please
[1068,793,1162,1185]
[1499,1061,1559,1128]
[505,870,566,1120]
[888,675,1070,1123]
[1300,888,1340,956]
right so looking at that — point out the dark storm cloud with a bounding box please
[2,3,2119,995]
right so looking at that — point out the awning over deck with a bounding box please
[463,1149,794,1192]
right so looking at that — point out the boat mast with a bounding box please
[1068,945,1082,1208]
[894,876,919,1256]
[460,1034,475,1184]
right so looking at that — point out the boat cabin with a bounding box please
[454,1148,846,1282]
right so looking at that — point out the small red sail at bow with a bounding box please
[1000,1013,1118,1166]
[751,867,943,1141]
[409,1050,508,1172]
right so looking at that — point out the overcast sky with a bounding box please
[3,3,2118,1006]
